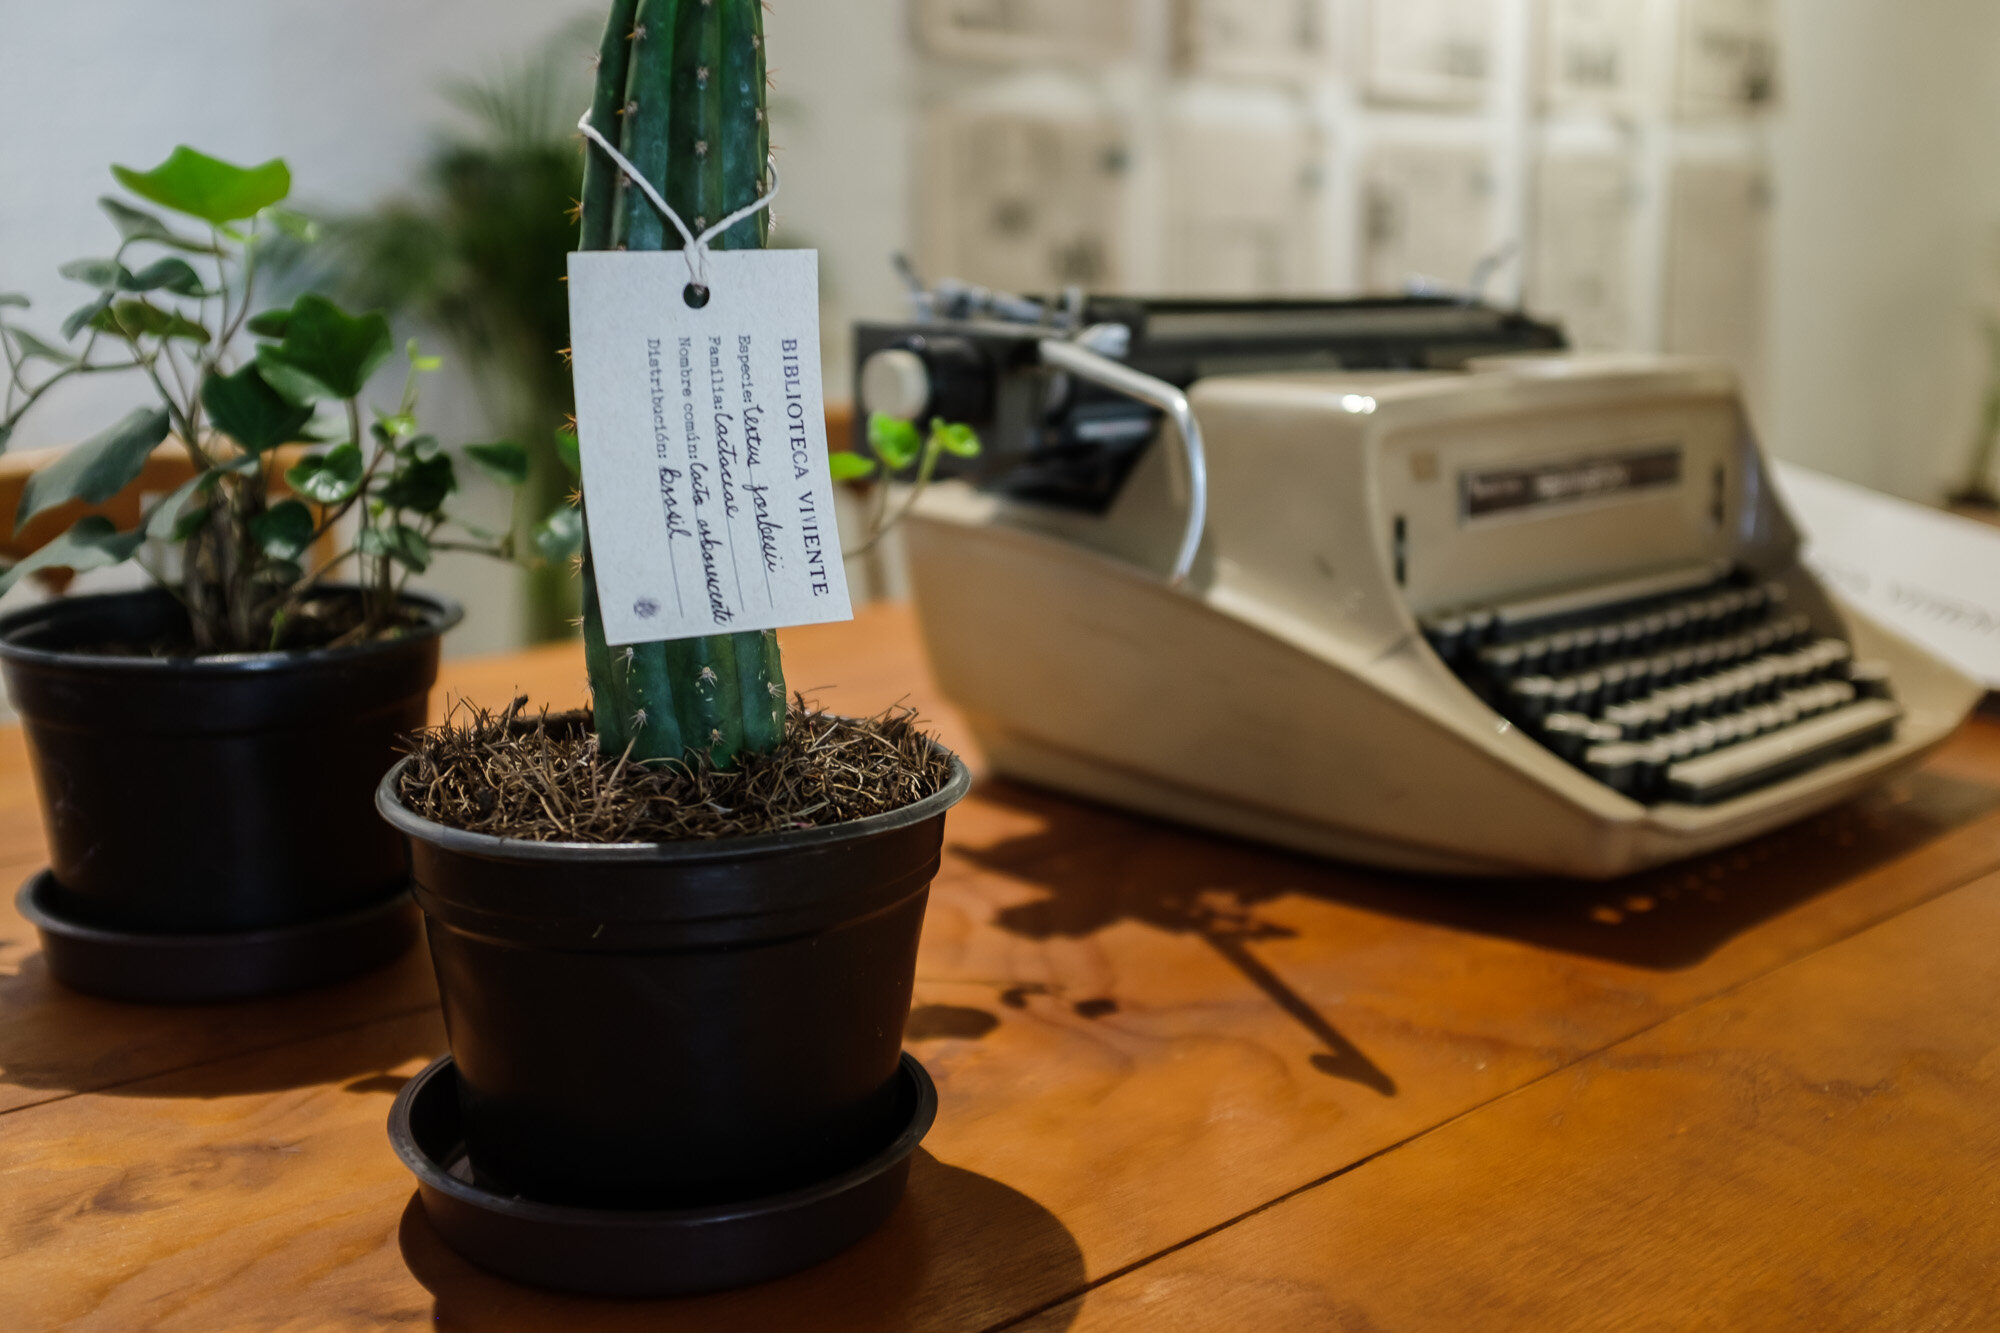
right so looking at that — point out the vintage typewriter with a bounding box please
[854,288,1983,878]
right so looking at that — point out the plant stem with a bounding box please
[845,433,947,560]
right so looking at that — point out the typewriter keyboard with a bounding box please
[1421,562,1902,805]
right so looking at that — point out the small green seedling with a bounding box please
[833,413,983,557]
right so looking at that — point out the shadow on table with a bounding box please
[948,770,2000,1078]
[398,1151,1084,1332]
[1311,768,2000,969]
[0,946,442,1101]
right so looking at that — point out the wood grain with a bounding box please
[1,605,1997,1330]
[1035,868,2000,1332]
[0,1008,1095,1333]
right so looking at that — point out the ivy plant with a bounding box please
[0,147,539,653]
[834,412,982,557]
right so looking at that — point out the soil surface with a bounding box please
[64,592,421,659]
[398,697,957,843]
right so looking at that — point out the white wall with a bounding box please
[1766,0,2000,501]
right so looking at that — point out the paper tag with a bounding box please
[566,249,853,646]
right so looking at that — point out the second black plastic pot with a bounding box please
[0,588,460,935]
[377,752,972,1210]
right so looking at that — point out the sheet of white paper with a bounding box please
[914,0,1137,65]
[567,250,853,647]
[1775,461,2000,689]
[920,104,1130,293]
[1176,0,1325,80]
[1529,153,1635,350]
[1365,0,1493,106]
[1363,143,1495,293]
[1539,0,1643,113]
[1164,101,1320,295]
[1676,0,1779,118]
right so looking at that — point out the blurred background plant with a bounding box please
[275,18,597,641]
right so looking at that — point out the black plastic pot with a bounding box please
[0,588,460,953]
[377,752,971,1212]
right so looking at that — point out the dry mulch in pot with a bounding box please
[398,695,957,843]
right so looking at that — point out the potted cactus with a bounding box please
[377,0,972,1297]
[0,150,537,1001]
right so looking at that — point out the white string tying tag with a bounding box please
[576,110,782,294]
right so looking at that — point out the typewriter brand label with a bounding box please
[1461,445,1682,521]
[567,250,852,647]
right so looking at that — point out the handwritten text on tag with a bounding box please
[566,250,852,647]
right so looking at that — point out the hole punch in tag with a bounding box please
[566,249,853,647]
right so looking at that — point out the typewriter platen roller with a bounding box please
[860,299,1983,878]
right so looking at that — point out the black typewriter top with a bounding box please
[853,295,1568,513]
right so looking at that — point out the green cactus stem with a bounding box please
[576,0,786,767]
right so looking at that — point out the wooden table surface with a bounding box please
[4,604,2000,1331]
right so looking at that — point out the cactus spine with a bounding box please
[577,0,787,767]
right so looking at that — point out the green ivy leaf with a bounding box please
[95,299,210,344]
[531,505,584,564]
[453,517,505,542]
[97,197,211,253]
[867,412,922,471]
[828,451,878,482]
[143,469,211,541]
[111,147,291,225]
[359,522,432,572]
[372,409,417,441]
[555,426,581,478]
[124,257,210,297]
[0,517,145,596]
[201,364,313,453]
[61,294,114,340]
[58,258,131,291]
[250,499,315,559]
[284,444,364,504]
[261,205,318,243]
[253,294,392,403]
[245,308,293,338]
[169,504,212,543]
[6,327,77,366]
[931,419,983,458]
[464,440,529,487]
[376,453,456,514]
[17,407,172,525]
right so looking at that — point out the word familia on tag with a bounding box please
[567,249,853,647]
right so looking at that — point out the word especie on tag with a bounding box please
[567,249,853,646]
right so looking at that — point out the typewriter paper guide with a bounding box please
[900,357,1982,879]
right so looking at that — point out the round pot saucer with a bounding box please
[389,1051,938,1297]
[17,870,420,1004]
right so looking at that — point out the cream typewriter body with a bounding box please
[889,349,1980,879]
